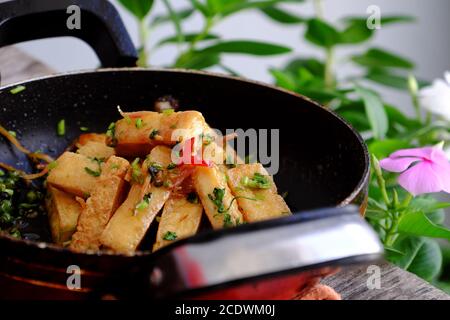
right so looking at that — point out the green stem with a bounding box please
[313,0,324,19]
[425,111,432,125]
[162,0,185,46]
[137,19,149,67]
[385,193,413,247]
[401,193,413,208]
[325,47,335,89]
[385,218,398,247]
[410,91,422,123]
[188,16,215,53]
[313,0,334,89]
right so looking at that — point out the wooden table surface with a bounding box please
[1,46,449,300]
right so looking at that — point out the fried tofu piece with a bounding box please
[77,141,115,160]
[193,165,243,229]
[70,156,130,252]
[76,133,107,147]
[100,146,173,253]
[153,195,203,252]
[114,111,207,157]
[45,186,82,244]
[47,152,101,198]
[227,163,291,222]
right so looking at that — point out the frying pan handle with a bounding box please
[0,0,138,67]
[108,206,383,299]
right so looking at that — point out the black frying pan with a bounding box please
[0,0,382,300]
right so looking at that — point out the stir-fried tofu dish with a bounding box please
[0,106,291,254]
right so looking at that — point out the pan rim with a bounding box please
[0,67,370,258]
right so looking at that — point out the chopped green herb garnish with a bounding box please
[208,188,226,213]
[187,192,199,204]
[241,173,271,189]
[163,180,173,188]
[150,162,164,171]
[135,118,144,129]
[136,193,152,211]
[10,228,21,238]
[167,163,177,170]
[162,108,175,115]
[223,213,234,228]
[106,122,116,137]
[48,161,58,170]
[26,191,38,203]
[149,129,159,139]
[57,119,66,136]
[125,116,132,124]
[10,85,26,95]
[163,231,178,241]
[106,122,117,146]
[8,131,16,138]
[80,127,89,132]
[131,158,144,184]
[201,133,214,145]
[84,167,101,177]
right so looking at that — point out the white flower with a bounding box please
[419,71,450,121]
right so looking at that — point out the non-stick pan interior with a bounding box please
[0,69,368,243]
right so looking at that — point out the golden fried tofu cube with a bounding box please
[153,196,203,252]
[114,111,206,157]
[100,146,173,253]
[76,141,115,160]
[70,156,130,252]
[47,152,101,198]
[193,165,243,229]
[45,186,82,244]
[76,133,107,147]
[227,163,291,222]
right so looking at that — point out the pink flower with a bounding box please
[380,146,450,196]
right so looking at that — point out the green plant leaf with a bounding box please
[365,209,388,221]
[369,139,411,159]
[381,15,416,24]
[389,236,442,281]
[118,0,154,20]
[410,197,450,215]
[220,0,304,17]
[352,48,415,69]
[157,33,220,47]
[339,19,373,44]
[260,6,305,24]
[366,69,429,90]
[200,40,291,56]
[355,86,389,139]
[270,69,297,91]
[384,104,421,130]
[338,110,371,132]
[305,18,341,48]
[427,209,446,225]
[343,15,416,27]
[398,211,450,240]
[190,0,212,17]
[175,51,220,70]
[151,8,195,26]
[284,58,325,77]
